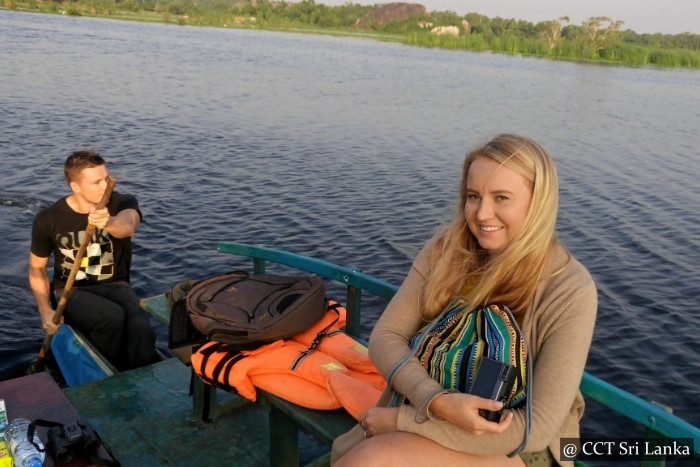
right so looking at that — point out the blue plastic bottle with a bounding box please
[4,418,44,467]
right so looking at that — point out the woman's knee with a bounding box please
[335,435,413,467]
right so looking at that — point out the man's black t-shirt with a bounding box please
[31,191,142,290]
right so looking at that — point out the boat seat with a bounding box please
[140,293,358,466]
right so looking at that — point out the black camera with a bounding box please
[48,420,101,463]
[469,357,517,422]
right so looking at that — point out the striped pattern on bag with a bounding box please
[393,299,527,408]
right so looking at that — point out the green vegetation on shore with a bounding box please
[3,0,700,69]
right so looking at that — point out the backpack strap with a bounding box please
[502,305,531,457]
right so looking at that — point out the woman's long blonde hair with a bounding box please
[421,134,560,319]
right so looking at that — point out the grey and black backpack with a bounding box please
[167,271,327,363]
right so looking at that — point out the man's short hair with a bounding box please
[64,150,106,185]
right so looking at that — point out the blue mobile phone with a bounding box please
[469,357,516,422]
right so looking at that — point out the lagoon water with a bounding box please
[1,10,699,437]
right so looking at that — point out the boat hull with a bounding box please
[50,324,116,387]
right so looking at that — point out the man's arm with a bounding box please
[28,252,62,335]
[89,207,140,238]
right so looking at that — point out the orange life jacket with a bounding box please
[190,300,385,418]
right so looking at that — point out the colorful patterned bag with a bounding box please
[389,298,531,456]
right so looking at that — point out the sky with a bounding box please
[317,0,700,35]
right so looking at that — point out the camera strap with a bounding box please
[27,419,63,452]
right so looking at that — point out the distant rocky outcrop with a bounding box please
[431,25,459,37]
[355,3,427,28]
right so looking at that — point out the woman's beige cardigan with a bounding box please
[367,238,597,466]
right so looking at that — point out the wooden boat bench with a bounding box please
[140,287,362,466]
[189,366,357,466]
[141,242,700,467]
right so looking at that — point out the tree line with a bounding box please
[406,13,699,68]
[4,0,699,68]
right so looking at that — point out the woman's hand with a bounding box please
[358,407,399,438]
[428,392,513,435]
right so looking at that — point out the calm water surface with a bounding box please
[1,10,699,437]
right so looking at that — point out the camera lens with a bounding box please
[84,437,101,455]
[55,446,74,463]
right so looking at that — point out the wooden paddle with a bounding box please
[33,175,117,371]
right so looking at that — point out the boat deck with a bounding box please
[63,358,329,466]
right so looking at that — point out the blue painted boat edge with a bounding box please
[50,324,116,386]
[217,242,399,299]
[580,372,700,447]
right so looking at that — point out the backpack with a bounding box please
[185,271,327,349]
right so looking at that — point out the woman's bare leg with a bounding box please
[334,431,526,467]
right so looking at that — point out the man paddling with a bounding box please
[28,150,158,371]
